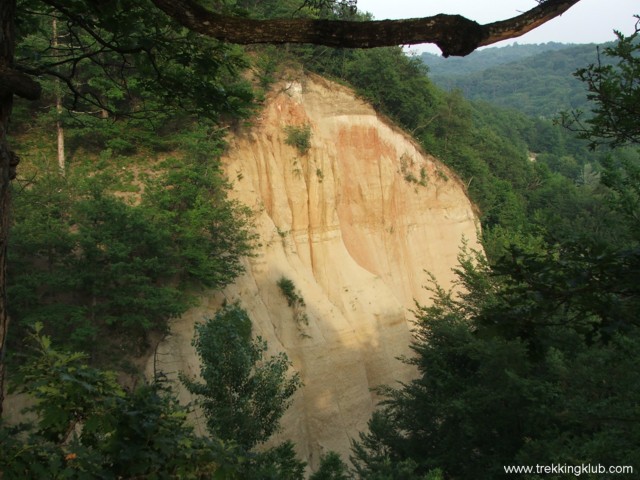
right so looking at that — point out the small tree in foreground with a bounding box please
[0,324,225,478]
[562,20,640,149]
[1,324,306,478]
[182,302,302,450]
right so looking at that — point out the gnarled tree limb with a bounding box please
[151,0,581,57]
[0,66,42,100]
[480,0,579,47]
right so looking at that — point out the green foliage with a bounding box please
[245,441,306,480]
[143,152,257,290]
[399,154,425,186]
[303,46,436,136]
[10,4,640,479]
[277,277,305,308]
[284,124,312,155]
[9,135,256,360]
[352,418,432,480]
[310,452,351,480]
[563,25,640,148]
[182,303,302,450]
[352,244,640,479]
[425,42,604,118]
[1,325,307,478]
[16,0,256,124]
[9,171,183,354]
[15,323,125,443]
[277,277,309,330]
[419,167,428,186]
[10,0,260,366]
[73,184,185,332]
[1,325,228,478]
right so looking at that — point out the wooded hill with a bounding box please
[421,42,605,117]
[421,41,574,76]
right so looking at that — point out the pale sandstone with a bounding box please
[149,73,480,470]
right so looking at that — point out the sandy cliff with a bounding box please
[150,73,480,469]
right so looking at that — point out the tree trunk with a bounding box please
[0,0,16,419]
[52,17,66,174]
[57,112,65,173]
[0,4,41,418]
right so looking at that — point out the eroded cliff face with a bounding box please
[149,73,480,469]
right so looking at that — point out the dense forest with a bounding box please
[422,42,611,117]
[1,0,639,478]
[421,41,574,76]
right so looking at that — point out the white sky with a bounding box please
[356,0,639,54]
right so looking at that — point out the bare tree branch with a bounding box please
[480,0,579,47]
[0,66,41,100]
[150,0,581,57]
[40,0,148,55]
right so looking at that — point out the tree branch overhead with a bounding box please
[151,0,581,56]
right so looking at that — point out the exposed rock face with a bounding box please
[150,73,480,469]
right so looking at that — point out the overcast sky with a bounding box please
[357,0,639,54]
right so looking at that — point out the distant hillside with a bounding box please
[422,43,605,118]
[421,42,574,76]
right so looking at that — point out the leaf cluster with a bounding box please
[1,325,305,479]
[284,124,312,155]
[277,277,306,309]
[182,303,302,450]
[562,25,640,149]
[8,134,256,361]
[352,242,640,479]
[15,0,256,123]
[2,326,221,478]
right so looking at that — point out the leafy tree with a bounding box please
[182,302,302,450]
[561,23,640,238]
[352,245,640,479]
[562,22,640,149]
[8,145,255,360]
[142,139,257,290]
[8,170,186,354]
[310,452,351,480]
[0,324,231,478]
[243,441,306,480]
[14,0,256,122]
[72,181,185,335]
[1,323,308,478]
